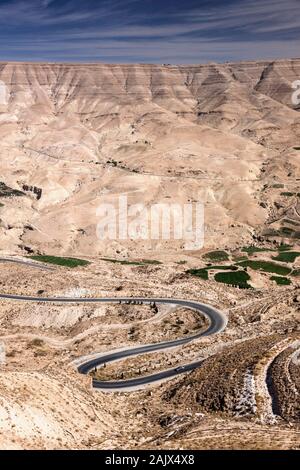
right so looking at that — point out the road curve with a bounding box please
[0,294,227,391]
[0,257,54,271]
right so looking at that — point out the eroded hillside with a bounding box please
[0,59,299,258]
[0,60,299,450]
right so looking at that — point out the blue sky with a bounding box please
[0,0,299,63]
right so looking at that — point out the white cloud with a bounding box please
[0,0,299,63]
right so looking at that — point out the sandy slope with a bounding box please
[0,60,299,449]
[0,59,299,257]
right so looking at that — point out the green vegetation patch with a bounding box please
[29,255,90,268]
[233,255,248,262]
[280,192,294,197]
[291,269,300,277]
[237,260,291,275]
[208,265,239,271]
[100,258,162,266]
[202,250,229,262]
[270,276,291,286]
[272,183,284,189]
[278,244,293,251]
[272,251,300,263]
[187,264,239,280]
[214,271,251,289]
[100,258,144,265]
[187,268,209,280]
[241,246,275,255]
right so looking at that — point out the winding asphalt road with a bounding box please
[0,257,54,271]
[0,293,227,391]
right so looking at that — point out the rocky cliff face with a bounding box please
[0,59,299,257]
[0,60,299,105]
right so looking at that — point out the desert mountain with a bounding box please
[0,59,299,258]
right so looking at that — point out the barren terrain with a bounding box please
[0,59,299,449]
